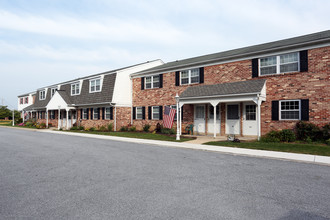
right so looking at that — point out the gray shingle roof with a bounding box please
[57,90,72,105]
[180,79,266,99]
[133,30,330,76]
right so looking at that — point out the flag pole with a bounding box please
[12,109,15,126]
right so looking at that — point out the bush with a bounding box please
[295,121,322,141]
[25,122,34,127]
[48,123,53,127]
[107,123,113,132]
[15,118,23,125]
[70,126,78,130]
[40,123,46,128]
[143,124,151,132]
[322,123,330,141]
[260,130,281,142]
[89,127,96,132]
[99,126,107,132]
[78,126,84,130]
[279,129,296,142]
[160,128,175,135]
[129,126,136,132]
[120,126,128,131]
[326,139,330,146]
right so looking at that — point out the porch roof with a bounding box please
[179,79,266,99]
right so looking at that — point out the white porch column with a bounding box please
[66,109,69,130]
[179,106,182,135]
[58,107,61,130]
[213,105,216,138]
[257,96,261,141]
[114,106,117,131]
[46,109,49,128]
[175,94,180,140]
[22,112,25,123]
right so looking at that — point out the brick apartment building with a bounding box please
[130,30,330,139]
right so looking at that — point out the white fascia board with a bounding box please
[46,91,68,110]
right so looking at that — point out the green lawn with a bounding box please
[0,120,12,126]
[204,141,330,156]
[66,130,194,142]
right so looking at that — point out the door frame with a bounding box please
[194,104,206,134]
[225,103,240,135]
[243,103,258,136]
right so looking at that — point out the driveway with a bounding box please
[1,127,330,219]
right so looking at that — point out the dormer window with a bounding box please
[71,82,80,95]
[51,88,57,97]
[39,90,46,100]
[90,78,101,93]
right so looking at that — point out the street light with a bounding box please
[175,93,180,141]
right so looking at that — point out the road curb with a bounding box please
[35,129,330,166]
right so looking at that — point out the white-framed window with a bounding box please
[82,109,88,119]
[90,78,101,93]
[39,90,46,100]
[280,100,300,120]
[105,107,111,120]
[24,97,28,104]
[71,82,80,95]
[19,98,23,104]
[245,105,256,121]
[259,52,299,76]
[51,88,57,97]
[181,68,200,85]
[152,106,159,120]
[136,107,143,120]
[145,75,160,89]
[93,108,99,120]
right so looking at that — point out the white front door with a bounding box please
[207,105,220,134]
[243,103,257,136]
[226,104,240,135]
[194,105,205,134]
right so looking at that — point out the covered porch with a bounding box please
[175,79,266,140]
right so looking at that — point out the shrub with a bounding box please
[260,130,281,143]
[326,139,330,146]
[99,126,107,132]
[143,124,151,132]
[70,126,78,130]
[107,123,113,132]
[120,126,128,131]
[89,127,96,132]
[25,122,34,127]
[129,126,136,132]
[279,129,296,142]
[295,121,322,141]
[48,123,53,127]
[15,118,23,125]
[161,128,175,135]
[59,128,63,131]
[78,126,84,130]
[322,123,330,141]
[40,123,46,128]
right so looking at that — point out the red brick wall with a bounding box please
[132,46,330,135]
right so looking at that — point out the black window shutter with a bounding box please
[87,108,89,119]
[175,71,180,86]
[98,108,100,120]
[102,107,105,120]
[300,50,308,72]
[142,107,146,120]
[272,101,279,121]
[90,108,93,119]
[141,77,145,90]
[159,74,163,88]
[252,58,259,78]
[148,106,152,120]
[159,106,163,120]
[80,109,83,119]
[199,67,204,83]
[301,99,309,121]
[133,107,136,120]
[110,107,114,120]
[181,107,183,121]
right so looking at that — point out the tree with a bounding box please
[0,106,11,119]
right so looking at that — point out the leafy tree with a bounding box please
[0,106,11,119]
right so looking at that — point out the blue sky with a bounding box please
[0,0,329,109]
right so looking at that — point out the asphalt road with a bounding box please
[0,127,330,220]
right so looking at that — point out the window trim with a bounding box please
[89,78,102,93]
[39,90,46,100]
[71,82,80,96]
[279,99,301,121]
[145,75,160,89]
[259,52,300,76]
[180,68,200,85]
[136,107,143,120]
[105,107,111,120]
[82,109,88,120]
[151,106,160,120]
[93,108,99,120]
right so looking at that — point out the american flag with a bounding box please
[163,106,176,129]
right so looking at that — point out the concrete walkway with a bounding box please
[33,129,330,166]
[185,135,257,144]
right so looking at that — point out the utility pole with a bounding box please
[12,109,15,126]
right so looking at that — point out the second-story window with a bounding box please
[20,98,23,104]
[260,52,299,76]
[181,68,200,85]
[90,78,101,93]
[51,88,57,97]
[71,82,80,95]
[39,90,46,100]
[25,97,28,104]
[145,75,160,89]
